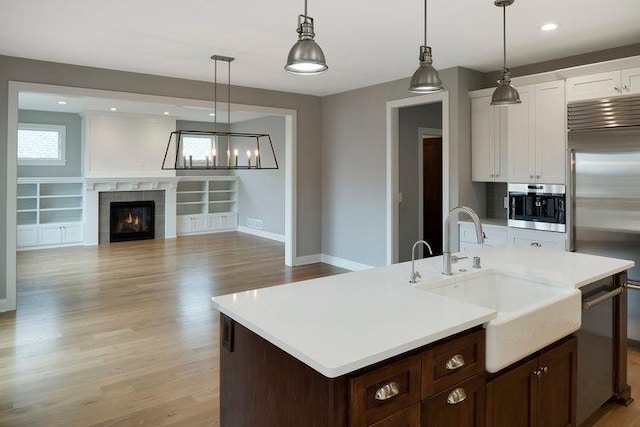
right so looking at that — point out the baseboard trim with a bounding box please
[295,254,322,266]
[237,226,285,242]
[320,254,375,271]
[0,298,8,313]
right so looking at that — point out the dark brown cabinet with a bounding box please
[423,374,486,427]
[220,315,486,427]
[486,337,577,427]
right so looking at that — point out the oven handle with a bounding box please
[582,286,624,310]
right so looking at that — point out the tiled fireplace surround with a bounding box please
[85,178,178,245]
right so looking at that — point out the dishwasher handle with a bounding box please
[582,286,624,310]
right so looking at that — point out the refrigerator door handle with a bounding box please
[569,148,577,252]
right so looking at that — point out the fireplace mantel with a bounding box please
[85,177,179,192]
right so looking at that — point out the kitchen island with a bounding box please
[212,245,633,426]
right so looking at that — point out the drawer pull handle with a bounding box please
[530,242,542,247]
[447,388,467,405]
[445,354,465,370]
[375,382,400,401]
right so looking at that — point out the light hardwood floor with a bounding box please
[0,233,345,426]
[1,233,638,426]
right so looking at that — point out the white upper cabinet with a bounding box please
[566,66,640,102]
[534,81,566,184]
[508,81,566,184]
[470,91,508,182]
[507,85,534,183]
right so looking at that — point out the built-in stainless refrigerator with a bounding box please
[570,128,640,343]
[568,96,640,424]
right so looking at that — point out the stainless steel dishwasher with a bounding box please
[577,276,629,425]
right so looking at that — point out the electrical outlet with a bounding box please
[247,218,255,228]
[255,219,263,230]
[503,196,509,209]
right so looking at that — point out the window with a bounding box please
[182,135,215,164]
[18,123,66,166]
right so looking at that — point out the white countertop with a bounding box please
[211,245,633,378]
[460,217,508,227]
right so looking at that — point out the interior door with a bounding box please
[423,137,442,255]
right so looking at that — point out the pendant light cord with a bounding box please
[227,60,231,126]
[214,59,217,132]
[304,0,308,22]
[424,0,427,46]
[502,5,506,69]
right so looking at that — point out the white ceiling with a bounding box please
[18,91,271,123]
[2,0,640,97]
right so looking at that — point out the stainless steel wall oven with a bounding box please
[508,183,566,232]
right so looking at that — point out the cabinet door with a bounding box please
[471,96,496,182]
[61,223,84,243]
[534,81,566,184]
[191,215,206,232]
[223,213,238,230]
[422,374,485,427]
[176,216,191,234]
[621,66,640,96]
[508,85,535,183]
[38,225,62,245]
[486,359,538,427]
[370,403,420,427]
[566,71,621,102]
[538,338,577,427]
[17,225,38,247]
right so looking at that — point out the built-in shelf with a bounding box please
[17,178,85,248]
[176,177,238,235]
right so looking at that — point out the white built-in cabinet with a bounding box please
[507,228,567,251]
[566,66,640,102]
[17,178,85,249]
[507,80,566,184]
[176,177,238,236]
[470,89,508,182]
[459,222,508,252]
[459,222,567,252]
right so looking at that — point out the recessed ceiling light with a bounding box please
[57,100,67,105]
[540,23,559,32]
[110,107,117,111]
[209,113,216,117]
[164,111,170,115]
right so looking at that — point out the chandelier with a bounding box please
[162,55,279,170]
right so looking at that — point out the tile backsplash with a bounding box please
[486,182,508,220]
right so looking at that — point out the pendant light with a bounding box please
[408,0,444,93]
[285,0,328,75]
[491,0,521,105]
[162,55,278,170]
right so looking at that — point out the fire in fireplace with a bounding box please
[110,201,155,242]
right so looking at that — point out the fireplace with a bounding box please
[110,201,155,242]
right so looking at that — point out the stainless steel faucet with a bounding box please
[409,240,433,283]
[442,206,484,275]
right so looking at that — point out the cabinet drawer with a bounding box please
[422,374,486,427]
[350,354,422,427]
[369,403,420,427]
[422,329,485,397]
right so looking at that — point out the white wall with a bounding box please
[83,112,176,177]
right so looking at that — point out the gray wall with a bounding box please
[174,120,230,177]
[17,110,82,177]
[398,103,442,262]
[0,55,322,301]
[231,116,286,236]
[321,67,486,267]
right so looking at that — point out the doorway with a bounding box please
[386,92,449,265]
[422,136,443,255]
[5,81,298,312]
